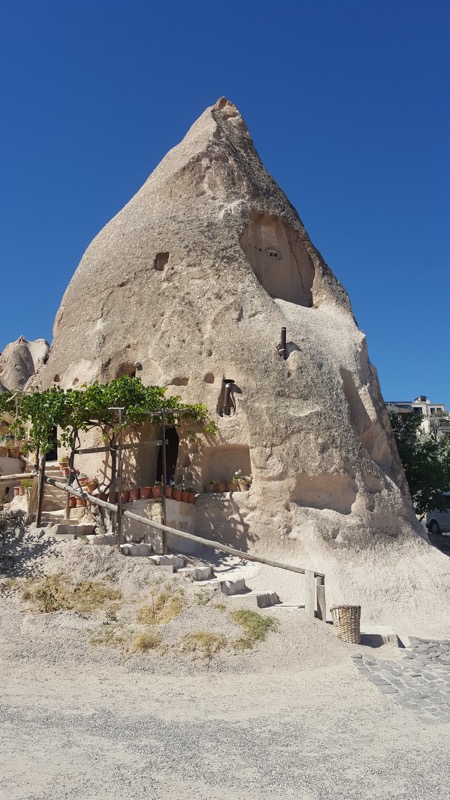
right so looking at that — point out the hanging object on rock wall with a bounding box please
[278,327,287,360]
[221,378,235,416]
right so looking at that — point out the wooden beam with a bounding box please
[304,570,316,617]
[316,575,326,621]
[74,440,165,455]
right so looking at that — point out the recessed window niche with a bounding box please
[202,445,251,486]
[240,211,314,306]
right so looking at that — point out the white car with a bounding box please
[426,493,450,535]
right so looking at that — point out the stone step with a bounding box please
[229,590,280,609]
[177,566,214,581]
[149,554,186,569]
[120,543,153,557]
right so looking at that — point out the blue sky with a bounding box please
[0,0,448,404]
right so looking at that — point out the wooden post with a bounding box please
[161,409,167,555]
[109,447,117,533]
[116,409,124,550]
[36,455,46,528]
[316,575,326,621]
[304,570,316,617]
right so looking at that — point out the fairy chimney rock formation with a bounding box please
[35,98,450,631]
[0,336,49,392]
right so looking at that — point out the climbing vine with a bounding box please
[6,376,216,457]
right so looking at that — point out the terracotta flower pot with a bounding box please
[78,478,89,487]
[8,447,21,459]
[76,497,85,507]
[18,486,25,496]
[62,468,70,477]
[180,490,189,503]
[86,481,97,494]
[187,492,196,504]
[228,481,239,492]
[13,486,20,497]
[129,488,140,501]
[216,481,227,493]
[152,485,162,498]
[238,480,250,492]
[68,497,77,508]
[165,486,173,498]
[140,486,152,500]
[205,482,216,493]
[121,489,130,503]
[172,488,182,501]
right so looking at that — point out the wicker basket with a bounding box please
[330,605,361,644]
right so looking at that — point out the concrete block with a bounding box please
[50,523,96,537]
[121,543,153,557]
[220,578,247,596]
[229,590,280,609]
[87,533,118,545]
[178,566,214,581]
[154,565,176,574]
[360,626,399,648]
[149,554,185,568]
[256,591,279,608]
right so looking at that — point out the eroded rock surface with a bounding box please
[33,98,450,630]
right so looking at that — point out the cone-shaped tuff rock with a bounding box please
[36,99,449,632]
[0,336,49,392]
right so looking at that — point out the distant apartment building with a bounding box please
[386,396,450,440]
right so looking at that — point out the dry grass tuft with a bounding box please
[182,631,228,659]
[133,632,162,652]
[21,574,122,614]
[231,609,278,650]
[137,587,184,625]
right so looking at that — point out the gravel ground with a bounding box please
[1,529,449,799]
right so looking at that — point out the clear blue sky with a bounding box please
[0,0,448,404]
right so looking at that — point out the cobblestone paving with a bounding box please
[352,638,450,724]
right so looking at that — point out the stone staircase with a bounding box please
[42,462,68,512]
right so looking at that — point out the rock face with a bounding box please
[34,98,450,632]
[0,336,49,392]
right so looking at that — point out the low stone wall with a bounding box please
[0,457,23,476]
[122,497,197,555]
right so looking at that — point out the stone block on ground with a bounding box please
[149,554,185,568]
[178,566,214,581]
[121,543,153,557]
[360,626,400,648]
[48,523,96,538]
[220,578,247,596]
[86,533,118,545]
[229,590,280,609]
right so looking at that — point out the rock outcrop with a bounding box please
[33,98,450,633]
[0,336,49,392]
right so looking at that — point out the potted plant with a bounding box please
[59,455,69,470]
[229,470,241,492]
[216,478,228,493]
[180,486,189,503]
[140,486,152,500]
[205,480,216,493]
[86,478,98,493]
[129,487,140,501]
[68,496,77,509]
[78,473,89,487]
[152,482,162,498]
[165,481,174,499]
[120,488,130,503]
[186,487,196,504]
[172,484,182,502]
[236,471,252,491]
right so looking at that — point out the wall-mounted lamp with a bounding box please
[278,327,287,360]
[221,378,235,416]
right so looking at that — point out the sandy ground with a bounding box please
[1,529,449,799]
